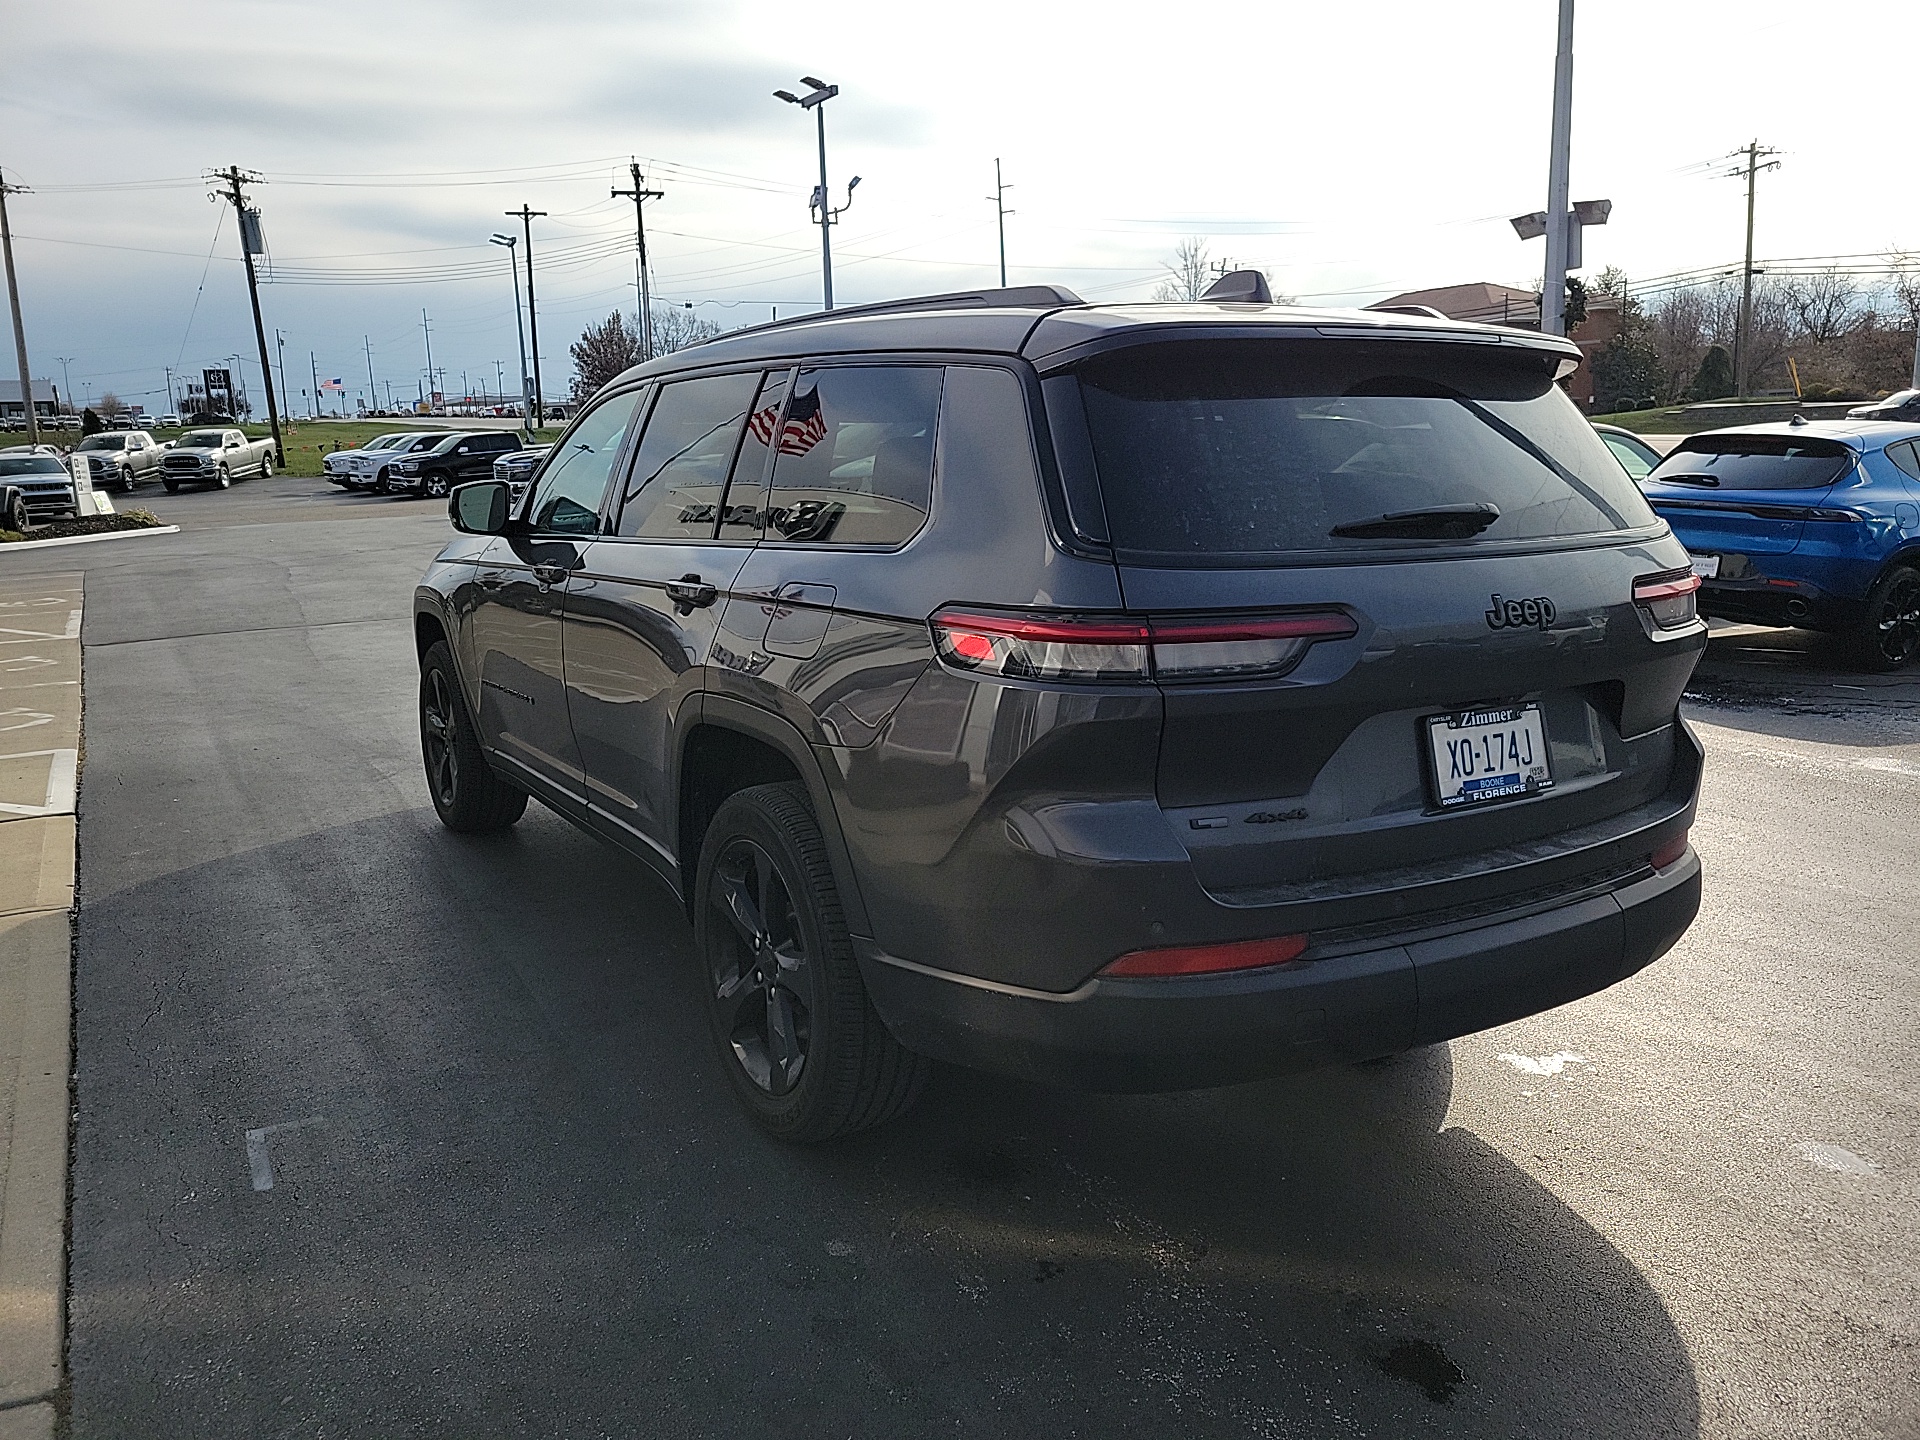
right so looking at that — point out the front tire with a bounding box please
[1850,565,1920,672]
[422,469,453,499]
[118,468,136,493]
[260,455,274,478]
[214,464,230,490]
[694,782,926,1142]
[418,641,527,832]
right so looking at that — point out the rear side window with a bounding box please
[1073,340,1654,563]
[526,390,643,535]
[617,372,759,539]
[762,366,941,546]
[1648,435,1855,491]
[1885,440,1920,481]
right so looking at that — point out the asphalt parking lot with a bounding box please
[4,476,1915,1438]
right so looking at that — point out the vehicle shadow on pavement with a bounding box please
[69,806,1699,1440]
[1685,626,1920,748]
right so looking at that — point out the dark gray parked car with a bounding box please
[413,283,1707,1141]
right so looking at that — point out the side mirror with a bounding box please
[449,479,512,535]
[456,446,470,455]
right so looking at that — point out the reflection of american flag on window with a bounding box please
[750,384,826,456]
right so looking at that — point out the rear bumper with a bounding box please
[857,850,1700,1092]
[1698,576,1865,631]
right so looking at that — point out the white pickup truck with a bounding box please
[158,427,277,491]
[73,431,168,492]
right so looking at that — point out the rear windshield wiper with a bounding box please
[1654,472,1720,488]
[1329,503,1500,540]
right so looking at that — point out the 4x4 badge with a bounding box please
[1486,594,1557,631]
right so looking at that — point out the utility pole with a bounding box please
[207,166,283,459]
[160,363,171,418]
[0,168,40,445]
[1728,139,1782,399]
[495,358,505,400]
[506,205,546,426]
[1540,0,1576,337]
[989,158,1012,287]
[309,352,320,421]
[363,334,376,413]
[420,309,436,415]
[611,161,663,360]
[273,329,288,423]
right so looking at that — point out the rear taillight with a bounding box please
[1101,933,1309,978]
[1650,831,1689,869]
[1632,569,1701,630]
[930,609,1356,684]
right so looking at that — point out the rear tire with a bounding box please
[1850,565,1920,672]
[694,781,927,1142]
[260,455,274,478]
[418,641,527,832]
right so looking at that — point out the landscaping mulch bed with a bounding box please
[2,511,166,544]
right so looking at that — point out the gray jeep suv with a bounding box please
[413,282,1706,1141]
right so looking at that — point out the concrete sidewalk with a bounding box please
[0,571,81,1440]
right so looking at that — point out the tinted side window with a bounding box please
[526,391,643,535]
[1602,432,1654,480]
[764,366,942,546]
[1887,441,1920,481]
[716,369,791,541]
[617,372,759,539]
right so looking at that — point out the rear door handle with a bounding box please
[477,569,506,591]
[665,573,718,614]
[530,562,570,588]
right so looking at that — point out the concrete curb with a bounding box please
[0,571,79,1429]
[0,526,179,555]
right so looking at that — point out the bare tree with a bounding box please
[1781,270,1861,347]
[96,391,124,419]
[1154,237,1213,302]
[649,303,723,355]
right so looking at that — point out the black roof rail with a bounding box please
[715,284,1087,342]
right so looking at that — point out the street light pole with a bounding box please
[506,206,547,426]
[0,167,40,445]
[1540,0,1575,337]
[490,232,532,438]
[775,79,858,312]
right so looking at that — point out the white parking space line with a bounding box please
[243,1117,327,1192]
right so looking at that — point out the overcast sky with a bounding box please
[3,0,1910,413]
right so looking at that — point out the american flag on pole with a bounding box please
[319,377,345,391]
[748,384,828,456]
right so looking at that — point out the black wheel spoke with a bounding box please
[764,986,804,1094]
[713,960,759,1032]
[717,871,767,949]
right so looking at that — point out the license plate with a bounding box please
[1425,704,1553,810]
[1689,553,1720,579]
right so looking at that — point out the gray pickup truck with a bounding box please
[73,430,168,492]
[158,427,277,492]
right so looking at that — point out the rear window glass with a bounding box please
[1648,435,1854,491]
[1075,340,1653,562]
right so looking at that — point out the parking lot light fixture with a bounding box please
[775,77,850,311]
[490,233,532,437]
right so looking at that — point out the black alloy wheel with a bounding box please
[418,641,527,832]
[1853,565,1920,672]
[422,469,453,499]
[214,464,230,490]
[695,782,926,1142]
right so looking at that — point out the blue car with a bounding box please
[1641,420,1920,670]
